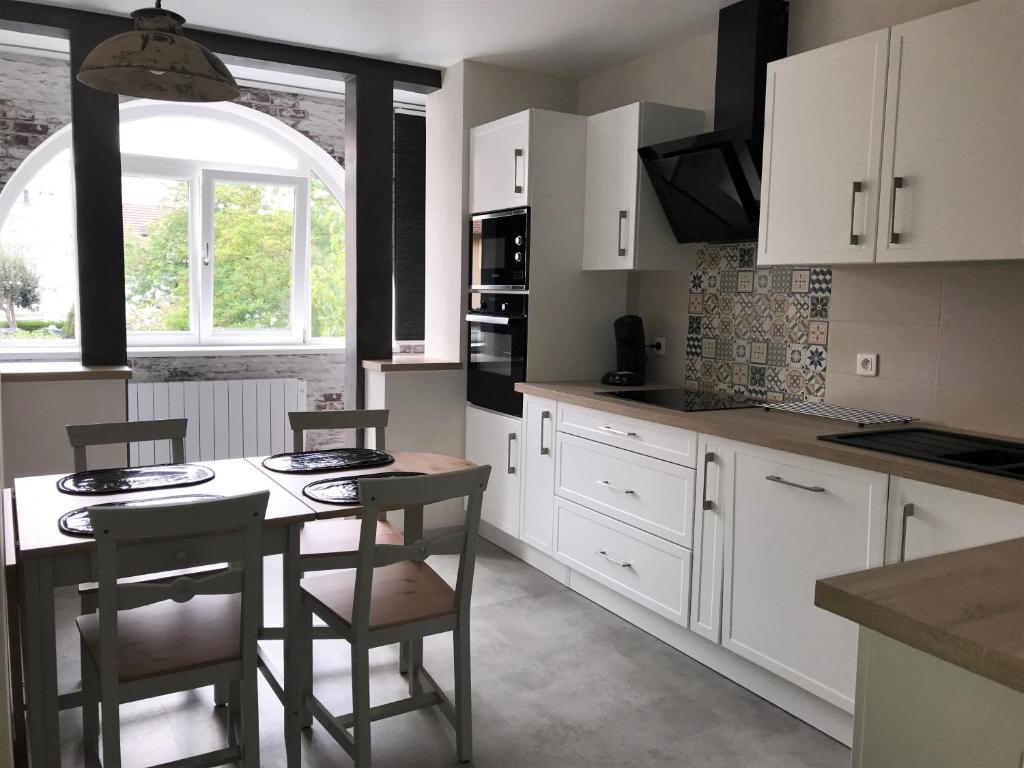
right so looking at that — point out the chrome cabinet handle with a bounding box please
[465,313,511,325]
[701,451,716,511]
[765,475,825,493]
[597,550,632,568]
[598,479,635,495]
[888,176,904,244]
[848,180,863,245]
[899,502,915,562]
[506,433,517,475]
[600,426,637,437]
[539,410,551,456]
[513,148,524,194]
[617,210,628,257]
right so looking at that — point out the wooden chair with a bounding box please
[78,492,268,768]
[288,409,388,453]
[290,466,491,767]
[66,418,187,473]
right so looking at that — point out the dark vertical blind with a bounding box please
[393,111,425,341]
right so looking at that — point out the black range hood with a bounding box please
[640,0,788,243]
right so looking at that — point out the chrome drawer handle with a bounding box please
[597,550,632,568]
[506,433,517,475]
[701,451,716,511]
[598,480,635,495]
[765,475,825,493]
[600,426,638,437]
[899,503,915,562]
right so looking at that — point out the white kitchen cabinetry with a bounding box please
[886,477,1024,563]
[758,30,889,265]
[465,404,522,537]
[519,395,557,553]
[583,102,704,271]
[469,110,530,214]
[689,436,730,643]
[718,441,888,711]
[876,0,1024,263]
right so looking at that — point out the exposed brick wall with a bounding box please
[235,86,345,168]
[0,52,71,194]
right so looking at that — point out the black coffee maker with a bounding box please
[601,315,647,386]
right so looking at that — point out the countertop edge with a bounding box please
[0,364,133,383]
[362,356,461,372]
[514,381,1024,506]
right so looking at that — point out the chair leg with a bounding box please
[100,681,121,768]
[241,672,260,766]
[227,680,241,747]
[453,626,473,763]
[286,596,313,765]
[399,641,409,675]
[80,639,99,754]
[407,638,423,697]
[214,681,229,708]
[351,644,372,768]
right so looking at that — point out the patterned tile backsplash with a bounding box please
[685,243,832,403]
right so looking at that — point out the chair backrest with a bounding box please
[288,409,389,453]
[352,466,491,637]
[88,492,268,684]
[66,418,188,472]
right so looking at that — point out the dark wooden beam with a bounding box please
[344,72,395,413]
[0,1,442,91]
[68,24,128,366]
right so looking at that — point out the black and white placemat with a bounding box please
[58,494,224,537]
[57,464,216,495]
[302,471,424,505]
[262,448,394,474]
[763,401,917,427]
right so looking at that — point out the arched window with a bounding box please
[0,99,346,348]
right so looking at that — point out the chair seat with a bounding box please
[78,563,228,596]
[301,561,456,632]
[77,594,241,683]
[299,518,403,558]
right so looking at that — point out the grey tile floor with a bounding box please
[53,538,850,767]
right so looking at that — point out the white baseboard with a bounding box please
[480,524,853,747]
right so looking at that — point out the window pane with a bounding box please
[309,176,345,338]
[212,181,294,332]
[123,176,191,333]
[121,116,298,169]
[0,148,77,343]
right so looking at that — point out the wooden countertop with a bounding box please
[362,355,461,372]
[815,537,1024,694]
[515,381,1024,505]
[0,363,132,382]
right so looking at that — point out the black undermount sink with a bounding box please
[818,428,1024,480]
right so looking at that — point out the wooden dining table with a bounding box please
[12,450,473,767]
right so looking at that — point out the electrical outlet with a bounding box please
[857,353,879,377]
[651,337,666,356]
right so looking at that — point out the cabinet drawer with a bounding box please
[555,432,694,547]
[556,402,697,467]
[554,497,691,625]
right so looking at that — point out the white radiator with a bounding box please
[128,379,307,465]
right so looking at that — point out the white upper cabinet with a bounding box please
[470,111,530,214]
[760,0,1024,265]
[876,0,1024,263]
[758,30,889,265]
[583,102,704,271]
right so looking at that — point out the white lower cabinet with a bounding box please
[886,476,1024,563]
[554,497,691,625]
[465,404,522,538]
[689,436,730,643]
[519,395,557,553]
[718,441,888,712]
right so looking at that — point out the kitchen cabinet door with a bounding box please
[722,443,888,712]
[689,437,731,643]
[876,0,1024,263]
[465,405,522,537]
[469,110,530,214]
[886,477,1024,563]
[758,30,889,265]
[519,395,557,553]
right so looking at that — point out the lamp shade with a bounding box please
[76,5,240,102]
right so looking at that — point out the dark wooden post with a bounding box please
[69,23,128,366]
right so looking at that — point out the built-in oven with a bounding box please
[466,292,527,416]
[470,208,529,291]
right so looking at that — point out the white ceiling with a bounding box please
[24,0,728,78]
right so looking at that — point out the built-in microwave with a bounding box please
[466,292,527,416]
[470,208,529,291]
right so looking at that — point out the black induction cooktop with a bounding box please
[819,427,1024,480]
[596,388,763,412]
